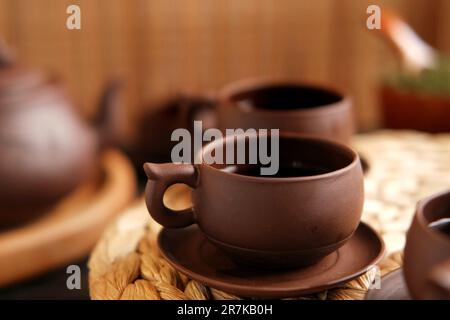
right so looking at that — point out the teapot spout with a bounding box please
[94,79,124,149]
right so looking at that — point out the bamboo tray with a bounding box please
[0,149,136,287]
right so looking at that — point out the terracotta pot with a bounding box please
[217,78,354,145]
[0,42,122,226]
[143,133,364,269]
[404,189,450,299]
[380,85,450,132]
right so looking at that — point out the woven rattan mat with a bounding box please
[88,130,450,300]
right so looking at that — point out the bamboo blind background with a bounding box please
[0,0,449,133]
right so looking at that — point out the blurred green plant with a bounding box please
[386,56,450,96]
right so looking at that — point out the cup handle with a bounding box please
[143,163,198,228]
[428,257,450,299]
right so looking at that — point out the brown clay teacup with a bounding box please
[144,133,364,269]
[217,78,354,145]
[404,190,450,300]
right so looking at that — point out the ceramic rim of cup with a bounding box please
[415,189,450,245]
[218,77,352,117]
[196,131,361,183]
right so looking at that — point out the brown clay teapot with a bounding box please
[0,42,121,226]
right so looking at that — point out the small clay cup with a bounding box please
[144,133,364,269]
[404,190,450,300]
[217,78,354,145]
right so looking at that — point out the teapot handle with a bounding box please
[94,79,124,149]
[428,257,450,299]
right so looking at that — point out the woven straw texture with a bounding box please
[88,130,450,300]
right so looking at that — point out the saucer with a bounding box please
[365,268,411,300]
[158,222,385,298]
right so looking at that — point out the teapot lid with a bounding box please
[0,40,46,96]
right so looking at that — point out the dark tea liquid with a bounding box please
[234,86,342,111]
[429,218,450,236]
[222,164,330,177]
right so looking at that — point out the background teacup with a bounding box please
[217,78,354,145]
[123,78,355,175]
[404,190,450,300]
[144,133,364,269]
